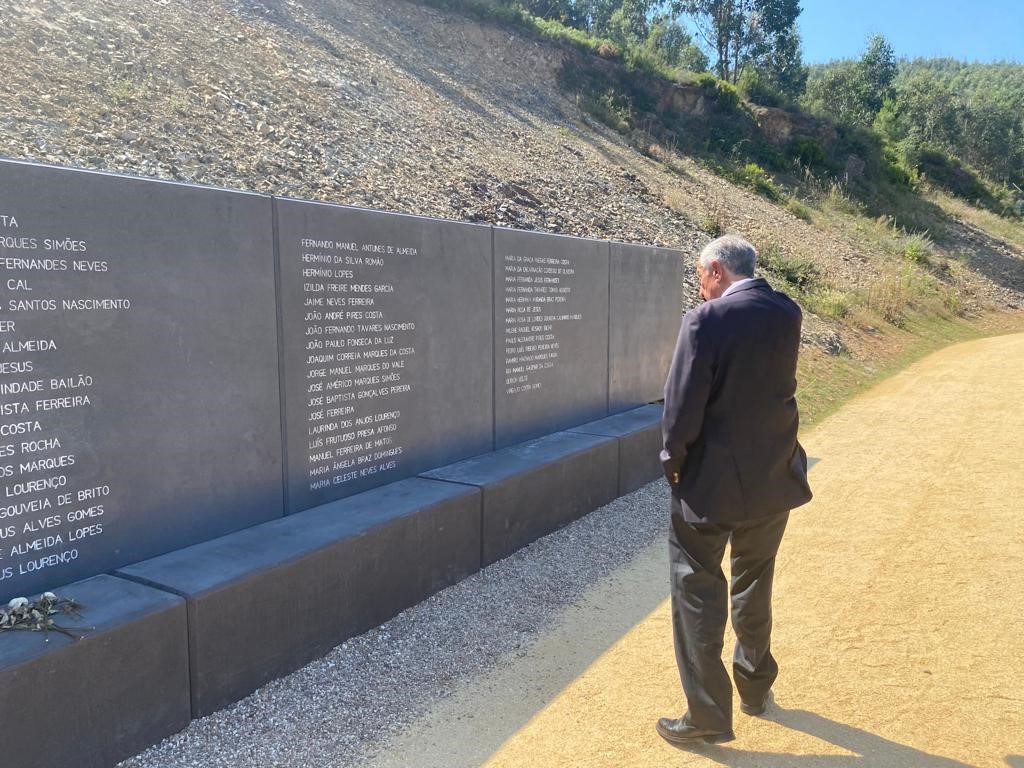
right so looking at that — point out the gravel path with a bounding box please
[118,479,672,768]
[366,332,1024,768]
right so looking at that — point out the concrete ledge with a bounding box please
[0,575,189,768]
[422,431,618,566]
[116,477,481,717]
[569,404,664,494]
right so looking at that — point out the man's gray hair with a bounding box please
[699,235,757,278]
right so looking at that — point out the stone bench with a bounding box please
[422,430,619,566]
[0,575,189,768]
[1,418,660,765]
[567,404,664,494]
[116,477,480,717]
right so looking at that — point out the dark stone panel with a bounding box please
[0,574,189,768]
[275,199,493,513]
[422,431,618,566]
[568,404,664,494]
[493,228,609,448]
[608,242,683,412]
[117,477,481,717]
[0,159,283,601]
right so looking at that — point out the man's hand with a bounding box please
[661,460,681,489]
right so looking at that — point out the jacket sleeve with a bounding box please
[661,309,714,485]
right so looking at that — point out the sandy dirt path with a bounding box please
[365,333,1024,768]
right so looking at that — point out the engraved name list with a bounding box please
[299,237,417,497]
[0,211,122,585]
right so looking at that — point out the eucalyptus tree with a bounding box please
[671,0,802,83]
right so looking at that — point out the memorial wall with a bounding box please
[276,201,493,512]
[494,229,610,448]
[0,161,284,598]
[0,158,682,600]
[608,242,683,412]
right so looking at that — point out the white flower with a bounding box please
[7,597,29,610]
[42,592,57,601]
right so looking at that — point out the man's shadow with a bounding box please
[671,706,975,767]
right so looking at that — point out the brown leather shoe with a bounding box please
[656,715,735,745]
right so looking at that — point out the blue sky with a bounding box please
[798,0,1024,64]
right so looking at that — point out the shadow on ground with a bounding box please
[348,475,680,768]
[361,532,674,768]
[675,708,974,768]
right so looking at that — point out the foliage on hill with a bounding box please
[419,0,811,90]
[417,1,1023,220]
[891,60,1024,187]
[807,51,1024,202]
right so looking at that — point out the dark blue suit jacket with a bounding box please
[661,278,812,523]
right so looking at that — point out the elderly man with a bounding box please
[657,234,813,745]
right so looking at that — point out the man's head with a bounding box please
[697,235,757,301]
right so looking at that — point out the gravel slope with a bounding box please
[4,0,1021,332]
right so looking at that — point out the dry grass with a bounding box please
[931,191,1024,253]
[665,189,725,236]
[803,287,851,319]
[797,309,1024,428]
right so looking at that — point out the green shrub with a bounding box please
[785,197,813,222]
[903,232,933,265]
[737,69,783,107]
[761,244,819,289]
[804,288,851,319]
[576,90,631,133]
[916,148,993,204]
[624,47,683,81]
[831,122,886,181]
[788,136,827,168]
[532,16,620,59]
[752,143,790,172]
[882,144,917,187]
[111,78,138,104]
[740,162,781,200]
[698,213,723,236]
[696,73,741,111]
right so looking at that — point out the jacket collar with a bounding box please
[721,276,770,298]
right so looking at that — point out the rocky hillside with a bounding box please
[2,0,1022,349]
